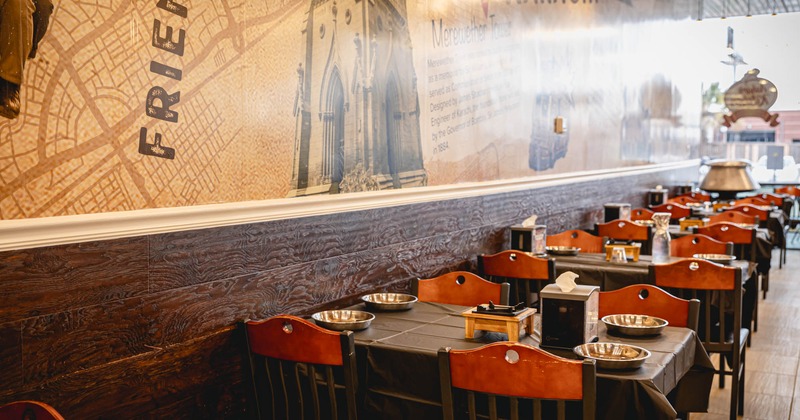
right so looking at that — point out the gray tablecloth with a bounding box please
[350,301,713,420]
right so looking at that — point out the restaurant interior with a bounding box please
[1,0,800,419]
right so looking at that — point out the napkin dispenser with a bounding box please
[540,284,599,349]
[604,203,631,223]
[648,187,668,206]
[510,225,547,254]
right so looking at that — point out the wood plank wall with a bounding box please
[0,166,694,418]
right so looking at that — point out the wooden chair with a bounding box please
[651,202,692,222]
[649,259,746,420]
[776,186,800,249]
[697,222,760,332]
[0,401,65,420]
[668,195,701,205]
[708,210,757,226]
[242,315,358,420]
[546,230,606,253]
[776,185,800,197]
[438,342,596,420]
[724,204,770,223]
[631,208,654,221]
[678,192,712,202]
[732,196,770,207]
[752,192,785,208]
[598,284,700,331]
[670,233,733,258]
[478,250,556,308]
[413,271,510,307]
[595,219,652,254]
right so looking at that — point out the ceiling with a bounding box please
[696,0,800,19]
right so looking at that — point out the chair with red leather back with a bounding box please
[650,259,746,420]
[670,233,734,258]
[438,342,596,420]
[414,271,510,307]
[242,315,359,420]
[708,210,758,226]
[595,219,652,254]
[651,203,692,222]
[0,401,65,420]
[631,208,654,221]
[478,250,555,308]
[667,195,701,205]
[547,230,606,253]
[598,284,700,332]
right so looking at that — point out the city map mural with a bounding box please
[0,0,700,219]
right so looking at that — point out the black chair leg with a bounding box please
[718,356,726,389]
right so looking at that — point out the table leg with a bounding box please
[465,318,475,339]
[506,321,519,343]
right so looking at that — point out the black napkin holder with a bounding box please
[540,284,599,349]
[648,188,668,206]
[604,203,631,223]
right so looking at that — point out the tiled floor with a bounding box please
[693,248,800,420]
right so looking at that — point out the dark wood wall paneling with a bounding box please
[0,166,695,418]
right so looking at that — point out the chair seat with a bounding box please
[704,328,749,354]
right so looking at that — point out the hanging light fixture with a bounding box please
[721,0,727,19]
[746,0,752,17]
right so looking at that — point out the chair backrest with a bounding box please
[631,208,654,221]
[651,203,692,221]
[732,196,770,206]
[752,193,785,207]
[649,259,743,356]
[595,219,652,254]
[679,192,711,202]
[413,271,510,306]
[708,210,757,226]
[478,250,556,307]
[0,401,65,420]
[696,222,757,262]
[546,230,606,253]
[776,186,800,197]
[668,195,700,205]
[598,284,700,331]
[243,315,358,420]
[670,233,733,258]
[724,204,770,221]
[438,342,596,420]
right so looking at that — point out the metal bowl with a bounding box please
[693,253,737,265]
[546,246,581,256]
[361,293,418,311]
[573,342,651,370]
[312,310,375,331]
[602,314,668,336]
[633,219,655,227]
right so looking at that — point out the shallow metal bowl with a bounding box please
[602,314,668,336]
[361,293,418,311]
[312,310,375,331]
[633,219,655,227]
[573,342,651,370]
[545,246,581,256]
[693,253,737,265]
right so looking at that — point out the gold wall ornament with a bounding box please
[722,68,779,127]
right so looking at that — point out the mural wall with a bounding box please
[0,0,702,219]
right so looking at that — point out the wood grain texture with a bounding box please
[2,328,246,419]
[0,238,148,323]
[0,165,697,417]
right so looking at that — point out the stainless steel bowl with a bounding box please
[693,253,737,265]
[602,314,668,336]
[312,310,375,331]
[573,342,651,370]
[633,219,655,226]
[545,246,581,256]
[361,293,418,311]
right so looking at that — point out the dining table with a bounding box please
[348,300,714,420]
[552,252,757,338]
